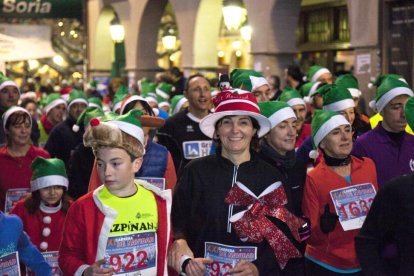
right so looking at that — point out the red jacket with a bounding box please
[302,156,378,269]
[58,181,172,276]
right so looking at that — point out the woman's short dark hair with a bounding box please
[213,115,261,152]
[5,111,31,130]
[287,65,304,82]
[24,189,71,215]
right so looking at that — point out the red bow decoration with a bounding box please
[225,181,304,270]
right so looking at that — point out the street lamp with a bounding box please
[110,15,125,43]
[222,0,246,31]
[162,27,177,51]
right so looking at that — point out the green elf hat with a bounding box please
[68,89,88,110]
[145,92,159,106]
[335,74,361,98]
[405,96,414,131]
[112,85,129,112]
[72,106,104,132]
[83,109,145,157]
[139,81,157,98]
[369,77,413,112]
[88,97,103,110]
[2,106,31,130]
[309,109,350,159]
[279,87,306,109]
[0,72,19,94]
[31,156,68,192]
[319,84,355,112]
[156,82,174,100]
[230,69,269,92]
[158,97,171,109]
[170,95,188,115]
[259,101,296,129]
[43,93,67,115]
[305,65,331,82]
[300,81,322,103]
[368,74,407,89]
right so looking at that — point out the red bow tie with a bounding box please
[225,182,304,270]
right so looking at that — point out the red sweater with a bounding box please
[302,156,378,269]
[0,146,49,211]
[295,123,311,149]
[10,200,68,252]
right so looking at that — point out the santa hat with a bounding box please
[67,89,88,110]
[2,106,31,130]
[309,110,350,159]
[171,95,188,115]
[139,80,157,97]
[335,74,361,98]
[83,109,146,157]
[0,72,19,94]
[279,88,306,109]
[31,157,68,192]
[199,89,271,138]
[88,97,103,110]
[305,65,331,82]
[156,82,174,100]
[72,106,104,132]
[230,69,269,92]
[299,81,322,103]
[86,80,98,90]
[42,93,67,115]
[319,84,355,112]
[112,85,129,112]
[158,98,171,109]
[259,101,296,129]
[120,94,149,115]
[145,93,159,106]
[369,77,413,112]
[405,96,414,131]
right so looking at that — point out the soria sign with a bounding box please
[1,0,82,18]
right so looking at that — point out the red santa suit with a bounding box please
[59,181,172,276]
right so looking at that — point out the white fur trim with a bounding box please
[120,95,148,115]
[112,101,123,112]
[107,120,145,146]
[158,101,170,108]
[156,88,170,99]
[0,80,19,93]
[200,110,271,138]
[311,68,330,82]
[74,265,90,276]
[173,97,188,115]
[314,115,350,148]
[309,82,321,97]
[145,96,158,104]
[287,98,306,108]
[348,88,361,98]
[31,175,69,191]
[323,98,355,112]
[88,102,102,109]
[45,98,67,115]
[268,107,296,128]
[249,76,269,91]
[2,106,31,130]
[375,87,414,112]
[68,98,88,110]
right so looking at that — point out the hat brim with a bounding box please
[139,115,165,128]
[200,111,271,138]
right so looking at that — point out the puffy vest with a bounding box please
[136,141,168,178]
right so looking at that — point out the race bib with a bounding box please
[330,183,377,231]
[0,251,20,276]
[104,232,157,275]
[183,140,212,159]
[4,188,30,213]
[27,251,62,276]
[204,242,257,276]
[137,177,165,190]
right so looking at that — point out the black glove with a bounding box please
[319,204,338,234]
[298,216,311,241]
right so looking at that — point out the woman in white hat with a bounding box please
[170,89,307,275]
[0,107,49,212]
